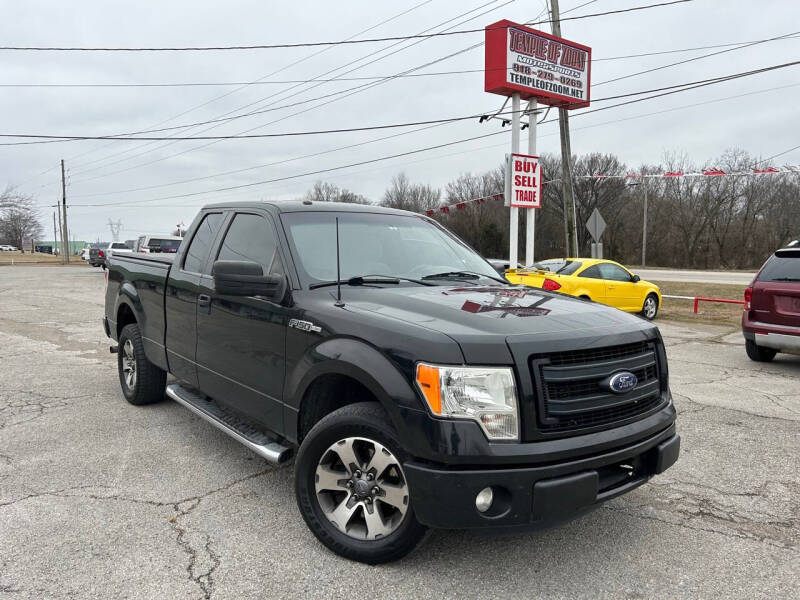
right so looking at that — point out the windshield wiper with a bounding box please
[309,274,434,289]
[421,270,508,284]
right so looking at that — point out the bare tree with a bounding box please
[380,172,441,212]
[304,180,371,204]
[0,186,43,253]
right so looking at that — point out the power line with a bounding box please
[13,0,437,188]
[62,0,519,183]
[6,62,798,145]
[67,72,800,203]
[1,1,692,52]
[19,0,690,189]
[64,20,800,183]
[595,29,800,87]
[66,63,796,208]
[69,80,799,211]
[7,32,799,89]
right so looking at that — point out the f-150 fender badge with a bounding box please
[288,318,322,333]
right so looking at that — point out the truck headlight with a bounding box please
[415,363,519,440]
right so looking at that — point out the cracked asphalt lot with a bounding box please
[1,266,798,599]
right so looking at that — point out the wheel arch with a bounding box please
[286,337,424,446]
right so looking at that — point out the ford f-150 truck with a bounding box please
[103,201,679,564]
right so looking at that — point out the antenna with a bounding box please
[334,217,344,307]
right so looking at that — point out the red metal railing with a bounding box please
[692,297,745,313]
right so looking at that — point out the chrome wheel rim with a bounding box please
[314,436,409,540]
[644,297,657,319]
[122,339,137,389]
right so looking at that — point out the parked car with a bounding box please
[105,241,133,266]
[81,245,91,261]
[505,258,662,320]
[742,244,800,361]
[0,245,14,251]
[88,242,109,267]
[104,201,678,564]
[134,234,182,254]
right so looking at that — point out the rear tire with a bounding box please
[641,293,659,320]
[294,402,427,564]
[118,323,166,405]
[745,339,777,362]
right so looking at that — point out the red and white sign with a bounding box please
[485,19,591,109]
[510,153,541,208]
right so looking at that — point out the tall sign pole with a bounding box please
[61,159,70,263]
[550,0,579,257]
[509,93,521,268]
[525,98,537,266]
[485,18,590,267]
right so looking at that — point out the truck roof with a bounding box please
[201,200,417,217]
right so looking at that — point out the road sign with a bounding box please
[509,153,541,208]
[585,208,606,242]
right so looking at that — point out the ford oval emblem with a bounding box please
[608,371,638,394]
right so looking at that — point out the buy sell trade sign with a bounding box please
[510,153,541,208]
[485,19,591,109]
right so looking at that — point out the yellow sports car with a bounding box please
[504,258,662,319]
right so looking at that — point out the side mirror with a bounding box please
[632,274,641,283]
[213,260,287,301]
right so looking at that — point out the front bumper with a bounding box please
[404,425,679,529]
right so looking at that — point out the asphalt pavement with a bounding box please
[0,266,797,599]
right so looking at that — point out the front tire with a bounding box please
[117,323,166,405]
[641,293,659,320]
[745,339,777,362]
[294,402,427,564]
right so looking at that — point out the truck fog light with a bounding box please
[475,487,494,513]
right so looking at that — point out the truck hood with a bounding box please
[344,284,656,362]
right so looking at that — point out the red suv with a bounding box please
[742,243,800,361]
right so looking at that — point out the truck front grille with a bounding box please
[530,340,665,434]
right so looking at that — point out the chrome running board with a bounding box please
[166,383,292,464]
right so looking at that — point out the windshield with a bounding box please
[280,211,500,285]
[534,259,582,275]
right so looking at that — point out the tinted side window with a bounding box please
[758,255,800,281]
[217,213,283,274]
[579,265,603,279]
[183,213,224,273]
[599,263,633,282]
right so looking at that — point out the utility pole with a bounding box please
[52,211,58,256]
[61,159,70,263]
[550,0,579,257]
[56,203,63,258]
[641,183,648,268]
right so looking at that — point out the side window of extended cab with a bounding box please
[183,213,225,274]
[216,213,284,275]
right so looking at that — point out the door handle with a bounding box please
[197,294,211,307]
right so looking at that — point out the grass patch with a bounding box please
[654,280,746,326]
[0,251,84,265]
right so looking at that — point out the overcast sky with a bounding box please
[1,0,798,243]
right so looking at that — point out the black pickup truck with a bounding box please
[104,201,679,563]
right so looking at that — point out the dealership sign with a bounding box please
[485,19,591,109]
[509,153,541,208]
